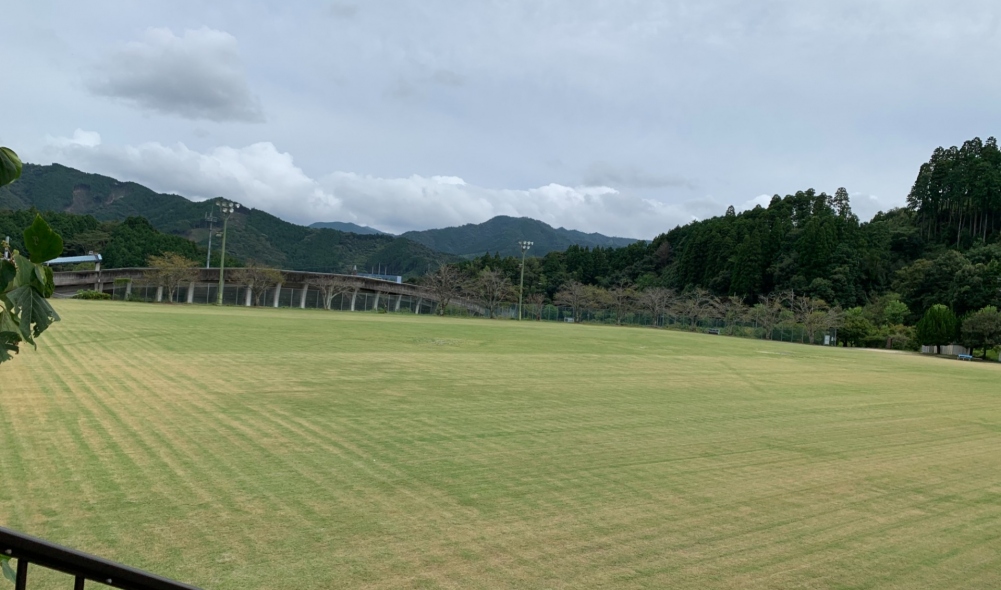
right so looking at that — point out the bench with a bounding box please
[957,354,973,361]
[706,328,721,335]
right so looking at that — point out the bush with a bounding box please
[73,290,111,300]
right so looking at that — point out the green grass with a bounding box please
[2,300,1001,589]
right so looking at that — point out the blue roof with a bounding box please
[45,254,103,266]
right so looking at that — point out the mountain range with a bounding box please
[309,221,389,235]
[311,216,638,258]
[401,216,636,258]
[0,163,641,273]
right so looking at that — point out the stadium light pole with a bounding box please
[517,240,533,320]
[204,212,218,269]
[215,200,240,305]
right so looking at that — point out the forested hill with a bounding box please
[309,221,389,235]
[0,209,210,269]
[451,137,1001,323]
[400,215,637,258]
[0,163,452,276]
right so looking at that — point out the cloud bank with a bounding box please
[41,131,755,238]
[86,27,264,123]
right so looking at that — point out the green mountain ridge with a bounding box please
[0,163,453,276]
[309,221,391,235]
[401,215,638,258]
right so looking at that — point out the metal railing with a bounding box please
[0,526,200,590]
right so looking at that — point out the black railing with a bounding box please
[0,526,201,590]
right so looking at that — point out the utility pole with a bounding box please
[216,200,240,305]
[517,240,533,320]
[204,212,218,269]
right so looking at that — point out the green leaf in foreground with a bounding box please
[7,284,60,347]
[22,214,64,264]
[0,330,19,362]
[0,146,22,187]
[0,556,15,583]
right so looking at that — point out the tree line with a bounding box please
[421,251,1001,356]
[422,136,1001,354]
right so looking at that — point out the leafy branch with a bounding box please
[0,146,62,366]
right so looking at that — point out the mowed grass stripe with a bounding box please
[1,300,1001,588]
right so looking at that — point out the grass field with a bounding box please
[2,300,1001,589]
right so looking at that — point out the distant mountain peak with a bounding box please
[400,215,638,258]
[309,221,390,235]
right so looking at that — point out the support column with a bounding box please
[299,286,308,309]
[245,287,252,307]
[394,294,401,312]
[155,286,163,302]
[373,291,381,310]
[415,298,423,314]
[273,283,282,308]
[350,289,359,311]
[186,282,195,303]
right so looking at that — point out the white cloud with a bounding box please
[86,27,264,122]
[739,194,774,212]
[45,129,102,148]
[39,132,718,239]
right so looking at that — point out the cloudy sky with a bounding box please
[3,1,999,238]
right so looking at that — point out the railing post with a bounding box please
[15,558,27,590]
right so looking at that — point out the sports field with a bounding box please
[2,300,1000,589]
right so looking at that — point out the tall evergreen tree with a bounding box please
[915,304,959,354]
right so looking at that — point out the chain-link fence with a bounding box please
[109,281,837,345]
[438,300,839,345]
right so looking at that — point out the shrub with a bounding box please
[73,290,112,300]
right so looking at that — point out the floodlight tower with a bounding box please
[215,200,240,305]
[204,212,219,269]
[517,240,533,320]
